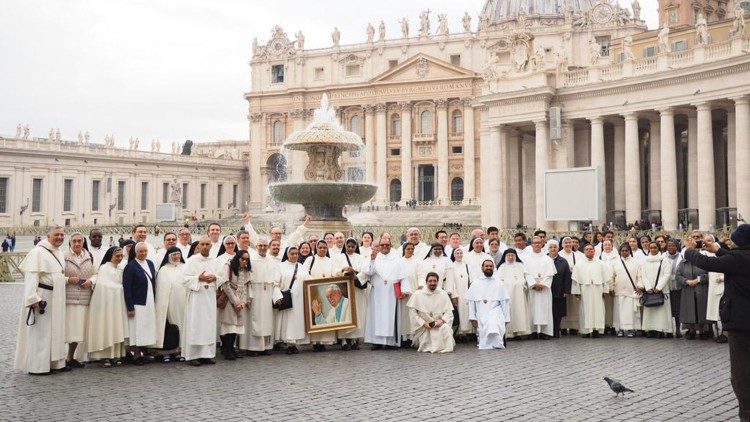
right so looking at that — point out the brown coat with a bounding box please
[64,250,96,305]
[218,263,253,327]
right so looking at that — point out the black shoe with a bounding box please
[371,344,383,350]
[259,350,271,356]
[715,334,728,344]
[272,343,284,352]
[29,371,52,376]
[657,332,665,339]
[530,333,540,340]
[400,339,412,349]
[66,359,85,368]
[582,333,591,338]
[286,346,295,355]
[384,345,397,350]
[540,334,551,340]
[199,358,216,365]
[675,331,683,339]
[592,330,600,338]
[341,343,351,351]
[134,357,145,366]
[560,329,568,336]
[224,351,236,361]
[569,329,579,335]
[188,360,201,366]
[233,350,244,359]
[350,341,360,350]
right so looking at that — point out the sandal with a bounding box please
[115,359,123,366]
[162,356,171,363]
[103,360,112,367]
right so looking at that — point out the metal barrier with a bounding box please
[0,252,26,282]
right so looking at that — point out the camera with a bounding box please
[696,240,703,249]
[38,300,47,315]
[428,321,435,328]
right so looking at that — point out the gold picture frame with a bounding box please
[303,275,358,334]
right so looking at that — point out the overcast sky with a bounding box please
[0,0,658,149]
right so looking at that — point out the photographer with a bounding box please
[683,224,750,422]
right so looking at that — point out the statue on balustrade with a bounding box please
[589,39,602,65]
[366,23,375,43]
[631,0,641,21]
[622,36,635,61]
[48,128,54,142]
[84,131,90,144]
[419,10,431,37]
[181,140,193,155]
[331,27,341,47]
[462,12,472,32]
[295,31,305,50]
[658,23,671,53]
[55,128,61,142]
[399,17,409,38]
[437,13,449,36]
[378,21,386,41]
[16,124,22,138]
[695,13,709,45]
[733,3,746,37]
[22,124,29,139]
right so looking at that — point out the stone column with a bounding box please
[534,119,548,230]
[462,98,476,200]
[364,105,376,186]
[687,114,698,209]
[249,113,264,209]
[590,116,606,219]
[399,102,413,202]
[659,107,678,230]
[436,99,449,203]
[696,102,716,230]
[289,109,307,182]
[375,103,388,204]
[507,130,521,227]
[624,113,641,225]
[734,96,750,222]
[727,109,736,207]
[649,119,661,210]
[479,126,492,227]
[563,120,575,167]
[481,125,503,227]
[613,120,626,211]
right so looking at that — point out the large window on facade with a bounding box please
[350,115,362,136]
[232,184,238,207]
[117,181,126,211]
[390,113,401,137]
[0,177,7,214]
[451,177,464,202]
[595,36,611,56]
[389,179,402,203]
[92,180,100,211]
[451,110,463,134]
[200,183,207,209]
[217,184,223,208]
[162,182,169,203]
[272,120,285,143]
[182,182,189,208]
[32,178,43,213]
[63,179,73,212]
[140,182,148,210]
[419,110,433,134]
[271,64,284,83]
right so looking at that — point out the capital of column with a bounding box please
[732,95,750,106]
[533,119,547,129]
[657,106,674,116]
[249,113,264,123]
[374,103,387,113]
[436,99,449,109]
[461,97,474,107]
[622,112,639,122]
[398,101,413,112]
[588,116,603,124]
[289,109,305,119]
[363,104,376,114]
[693,101,712,112]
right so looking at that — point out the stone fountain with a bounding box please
[268,94,377,233]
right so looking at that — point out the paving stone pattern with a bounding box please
[0,283,738,421]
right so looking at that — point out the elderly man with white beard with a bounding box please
[407,272,455,353]
[398,227,430,259]
[240,236,281,355]
[466,260,511,350]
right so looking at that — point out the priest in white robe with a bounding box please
[407,272,455,353]
[14,226,68,375]
[496,249,531,338]
[571,244,608,337]
[181,237,224,365]
[240,236,282,354]
[464,237,493,282]
[559,237,585,334]
[274,247,309,354]
[363,238,413,348]
[523,236,557,338]
[397,227,431,259]
[466,260,511,350]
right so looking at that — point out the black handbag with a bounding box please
[273,263,298,310]
[640,261,665,307]
[163,322,180,350]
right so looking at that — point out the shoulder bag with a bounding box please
[640,261,665,307]
[273,263,298,310]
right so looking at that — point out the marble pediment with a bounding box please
[370,53,475,84]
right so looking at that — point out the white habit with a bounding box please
[497,262,531,337]
[407,287,455,353]
[523,251,556,336]
[571,257,608,333]
[181,254,225,360]
[466,273,510,349]
[362,251,413,346]
[240,255,281,351]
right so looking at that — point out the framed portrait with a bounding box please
[303,275,358,334]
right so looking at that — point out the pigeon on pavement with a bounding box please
[604,377,635,397]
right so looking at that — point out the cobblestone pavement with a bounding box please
[0,283,738,421]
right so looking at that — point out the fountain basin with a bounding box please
[269,181,376,221]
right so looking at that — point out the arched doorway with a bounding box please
[266,153,287,182]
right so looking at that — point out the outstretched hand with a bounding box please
[304,214,312,225]
[242,212,251,223]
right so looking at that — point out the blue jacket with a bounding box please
[123,259,156,311]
